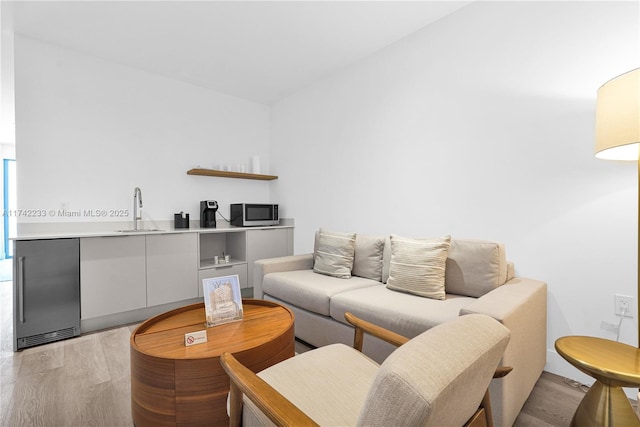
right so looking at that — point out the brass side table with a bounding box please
[555,336,640,426]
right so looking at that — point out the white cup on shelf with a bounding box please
[252,155,260,174]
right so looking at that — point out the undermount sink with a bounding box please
[116,228,163,233]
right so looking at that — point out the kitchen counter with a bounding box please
[12,219,295,335]
[11,218,294,240]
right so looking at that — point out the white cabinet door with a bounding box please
[80,236,146,319]
[245,228,293,287]
[146,233,198,306]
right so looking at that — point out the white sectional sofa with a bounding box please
[254,231,547,427]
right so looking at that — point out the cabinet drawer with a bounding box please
[198,263,248,296]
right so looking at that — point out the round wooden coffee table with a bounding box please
[130,299,295,426]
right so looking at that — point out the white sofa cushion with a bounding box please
[445,239,507,297]
[313,228,356,279]
[263,270,380,316]
[330,285,476,338]
[386,235,451,300]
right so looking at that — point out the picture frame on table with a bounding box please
[202,274,244,327]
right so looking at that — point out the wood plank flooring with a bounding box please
[0,279,607,426]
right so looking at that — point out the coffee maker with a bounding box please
[200,200,218,228]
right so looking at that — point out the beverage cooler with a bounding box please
[13,238,80,350]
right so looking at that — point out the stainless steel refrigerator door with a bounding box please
[14,238,80,349]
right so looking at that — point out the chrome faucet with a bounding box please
[133,187,143,230]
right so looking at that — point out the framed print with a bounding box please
[202,274,243,327]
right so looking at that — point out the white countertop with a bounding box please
[11,218,294,240]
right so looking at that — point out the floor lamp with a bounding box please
[595,68,640,416]
[594,68,640,343]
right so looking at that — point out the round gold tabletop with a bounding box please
[555,336,640,388]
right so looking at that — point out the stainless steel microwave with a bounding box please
[230,203,279,226]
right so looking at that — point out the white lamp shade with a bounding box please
[595,68,640,160]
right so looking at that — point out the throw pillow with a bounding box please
[445,239,507,297]
[386,235,451,300]
[352,234,385,281]
[313,228,356,279]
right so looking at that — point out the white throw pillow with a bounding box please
[313,229,356,279]
[386,235,451,300]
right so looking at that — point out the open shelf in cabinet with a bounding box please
[187,168,278,181]
[199,232,247,269]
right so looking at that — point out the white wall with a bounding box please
[1,3,15,147]
[270,1,639,385]
[0,4,16,257]
[14,35,271,225]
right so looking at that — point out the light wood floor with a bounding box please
[0,279,594,426]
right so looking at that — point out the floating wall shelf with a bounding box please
[187,168,278,181]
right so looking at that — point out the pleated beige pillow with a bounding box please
[313,229,356,279]
[386,235,451,300]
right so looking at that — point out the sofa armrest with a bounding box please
[253,253,314,299]
[460,277,547,426]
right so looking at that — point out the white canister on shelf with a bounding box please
[251,155,260,174]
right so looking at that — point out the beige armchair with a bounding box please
[221,312,511,427]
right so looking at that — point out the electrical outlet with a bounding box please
[615,294,633,317]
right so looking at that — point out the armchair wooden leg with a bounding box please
[481,389,494,427]
[463,367,512,427]
[353,325,365,352]
[228,381,243,427]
